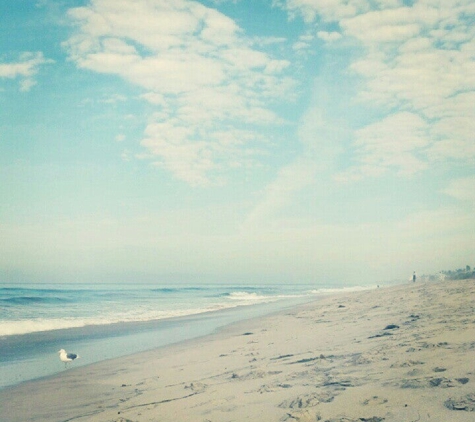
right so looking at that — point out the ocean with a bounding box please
[0,282,371,390]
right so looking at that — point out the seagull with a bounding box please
[58,349,80,368]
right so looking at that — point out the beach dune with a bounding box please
[1,278,474,422]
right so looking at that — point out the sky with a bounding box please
[1,0,474,286]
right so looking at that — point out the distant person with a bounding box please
[413,271,416,282]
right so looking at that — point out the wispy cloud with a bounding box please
[441,176,475,203]
[64,0,296,186]
[316,31,342,42]
[276,0,367,22]
[0,52,52,91]
[277,0,475,180]
[242,78,345,229]
[337,112,430,181]
[2,0,474,284]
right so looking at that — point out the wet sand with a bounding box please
[1,278,474,422]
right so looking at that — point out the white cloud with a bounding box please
[242,79,345,230]
[317,31,342,42]
[441,176,475,203]
[141,119,214,187]
[338,112,430,181]
[65,0,295,186]
[292,33,315,52]
[340,5,439,44]
[242,156,317,230]
[276,0,369,22]
[347,6,475,173]
[278,0,475,179]
[347,22,421,43]
[121,149,132,161]
[140,92,167,106]
[0,52,52,91]
[101,94,127,104]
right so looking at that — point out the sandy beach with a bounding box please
[1,278,474,422]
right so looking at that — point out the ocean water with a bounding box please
[0,282,370,389]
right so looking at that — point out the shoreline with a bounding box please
[0,293,319,390]
[1,279,474,421]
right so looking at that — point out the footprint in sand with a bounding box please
[257,383,292,393]
[184,382,207,393]
[280,409,315,421]
[445,393,475,411]
[390,360,424,368]
[399,377,469,389]
[279,392,334,409]
[231,369,282,381]
[361,396,388,406]
[320,417,384,422]
[321,377,356,389]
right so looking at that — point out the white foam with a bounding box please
[1,311,181,336]
[227,291,273,301]
[1,287,367,337]
[308,285,375,295]
[0,301,261,336]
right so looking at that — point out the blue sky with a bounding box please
[1,0,474,285]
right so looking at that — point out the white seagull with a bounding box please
[58,349,80,367]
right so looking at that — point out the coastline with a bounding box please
[0,293,317,390]
[1,278,474,422]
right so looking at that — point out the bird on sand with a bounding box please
[58,349,80,367]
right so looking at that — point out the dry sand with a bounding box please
[1,278,474,422]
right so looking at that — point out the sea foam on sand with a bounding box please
[1,278,474,422]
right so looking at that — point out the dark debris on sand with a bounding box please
[320,417,384,422]
[383,324,399,330]
[445,394,475,411]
